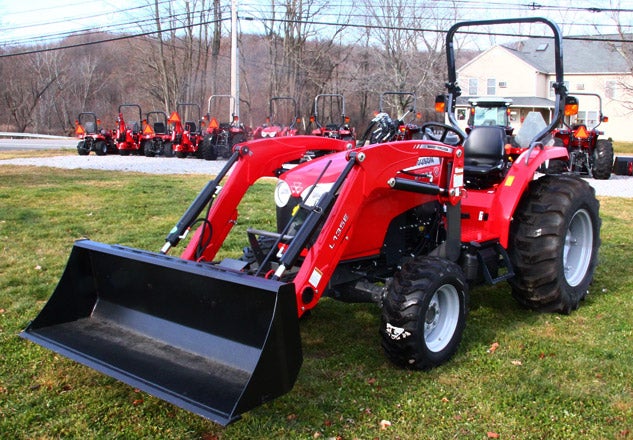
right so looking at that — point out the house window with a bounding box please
[468,78,478,95]
[487,78,496,95]
[499,81,508,88]
[577,111,598,127]
[605,80,617,99]
[576,83,585,90]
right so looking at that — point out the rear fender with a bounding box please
[466,145,569,248]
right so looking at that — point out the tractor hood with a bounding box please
[279,150,350,199]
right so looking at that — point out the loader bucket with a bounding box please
[21,239,302,426]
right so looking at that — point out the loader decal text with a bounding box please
[416,157,441,167]
[413,144,453,154]
[329,212,350,250]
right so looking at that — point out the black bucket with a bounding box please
[21,240,303,426]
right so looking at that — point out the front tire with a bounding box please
[380,256,468,370]
[509,174,601,313]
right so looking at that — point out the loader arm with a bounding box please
[180,136,354,262]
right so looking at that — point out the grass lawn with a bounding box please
[0,164,632,439]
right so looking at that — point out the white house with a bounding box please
[455,36,633,141]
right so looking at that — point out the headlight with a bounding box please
[274,180,292,207]
[301,183,334,207]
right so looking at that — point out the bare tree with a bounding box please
[1,50,61,133]
[255,0,351,117]
[602,1,633,112]
[133,0,219,112]
[359,0,456,116]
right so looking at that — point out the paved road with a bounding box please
[0,138,76,150]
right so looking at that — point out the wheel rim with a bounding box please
[564,208,593,287]
[424,284,460,353]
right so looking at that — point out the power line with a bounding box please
[0,0,231,47]
[3,1,633,58]
[0,16,230,59]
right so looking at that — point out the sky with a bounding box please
[0,0,631,49]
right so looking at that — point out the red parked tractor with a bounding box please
[465,97,514,133]
[168,103,204,158]
[252,96,301,139]
[140,111,172,157]
[114,104,143,155]
[23,17,600,427]
[74,112,117,156]
[200,94,250,160]
[308,93,355,141]
[552,92,614,179]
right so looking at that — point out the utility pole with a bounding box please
[231,0,239,117]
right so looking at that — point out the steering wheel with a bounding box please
[420,122,465,146]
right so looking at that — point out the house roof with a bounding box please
[501,36,631,74]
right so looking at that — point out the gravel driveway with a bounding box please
[1,153,632,198]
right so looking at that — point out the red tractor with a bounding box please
[23,18,600,427]
[114,104,143,155]
[200,94,250,160]
[308,93,355,141]
[74,112,117,156]
[140,111,172,157]
[252,96,301,139]
[357,91,423,146]
[465,97,513,133]
[168,103,204,158]
[552,92,614,179]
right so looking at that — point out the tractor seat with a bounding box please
[84,122,96,133]
[463,126,507,188]
[153,122,166,134]
[185,121,197,132]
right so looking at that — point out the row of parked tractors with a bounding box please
[74,94,358,161]
[75,89,618,179]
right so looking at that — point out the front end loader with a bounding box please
[22,133,464,425]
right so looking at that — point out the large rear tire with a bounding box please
[77,141,89,156]
[201,135,218,161]
[163,142,174,158]
[592,138,614,180]
[143,140,155,157]
[95,141,107,156]
[509,175,601,314]
[380,256,468,370]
